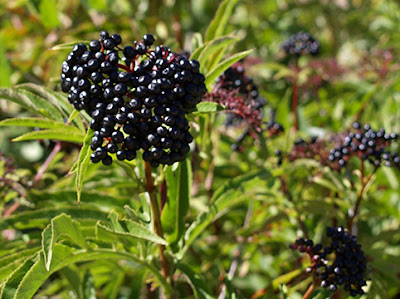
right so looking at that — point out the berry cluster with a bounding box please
[328,122,399,169]
[290,226,368,297]
[61,31,207,166]
[278,123,400,171]
[281,31,320,57]
[204,61,283,150]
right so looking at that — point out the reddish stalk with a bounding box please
[144,162,170,281]
[33,141,62,185]
[303,283,315,299]
[292,60,300,131]
[347,160,377,231]
[117,63,133,73]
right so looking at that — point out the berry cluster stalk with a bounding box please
[292,60,300,131]
[144,162,171,285]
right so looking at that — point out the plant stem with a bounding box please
[144,162,170,283]
[292,60,300,131]
[33,141,62,186]
[347,160,377,231]
[303,283,315,299]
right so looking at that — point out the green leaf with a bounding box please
[0,117,67,129]
[96,218,168,245]
[0,245,172,298]
[205,49,254,89]
[177,263,214,299]
[75,128,94,203]
[272,269,302,289]
[50,41,90,51]
[204,0,239,42]
[161,159,191,246]
[12,128,85,143]
[197,36,239,72]
[0,248,40,282]
[42,213,87,271]
[192,102,225,115]
[0,256,37,299]
[179,170,271,258]
[82,269,97,299]
[0,87,61,121]
[17,84,85,130]
[39,0,60,28]
[0,207,109,231]
[0,33,12,88]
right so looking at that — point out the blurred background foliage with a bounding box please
[1,0,400,298]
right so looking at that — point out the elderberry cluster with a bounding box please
[215,62,266,128]
[290,226,368,297]
[328,122,399,169]
[281,31,320,57]
[61,31,207,166]
[204,61,283,151]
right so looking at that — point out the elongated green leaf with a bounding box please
[205,0,239,42]
[179,170,271,258]
[51,41,89,51]
[272,269,302,289]
[96,219,167,245]
[82,269,97,299]
[42,213,88,271]
[18,89,64,121]
[177,263,214,299]
[0,207,109,231]
[1,245,172,298]
[12,128,84,143]
[0,117,66,129]
[198,36,239,71]
[205,49,254,89]
[0,249,40,282]
[76,128,94,203]
[0,88,53,119]
[161,159,191,246]
[190,33,203,55]
[17,84,86,131]
[0,256,37,299]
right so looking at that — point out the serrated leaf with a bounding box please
[12,128,84,143]
[0,117,66,129]
[1,245,172,298]
[205,49,254,89]
[18,89,64,121]
[0,207,109,231]
[42,213,87,271]
[204,0,239,42]
[0,88,58,120]
[17,84,85,131]
[96,218,167,245]
[75,128,94,203]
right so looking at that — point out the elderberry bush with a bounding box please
[281,31,320,57]
[290,226,368,297]
[60,31,207,167]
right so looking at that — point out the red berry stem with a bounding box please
[144,162,171,287]
[292,59,300,131]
